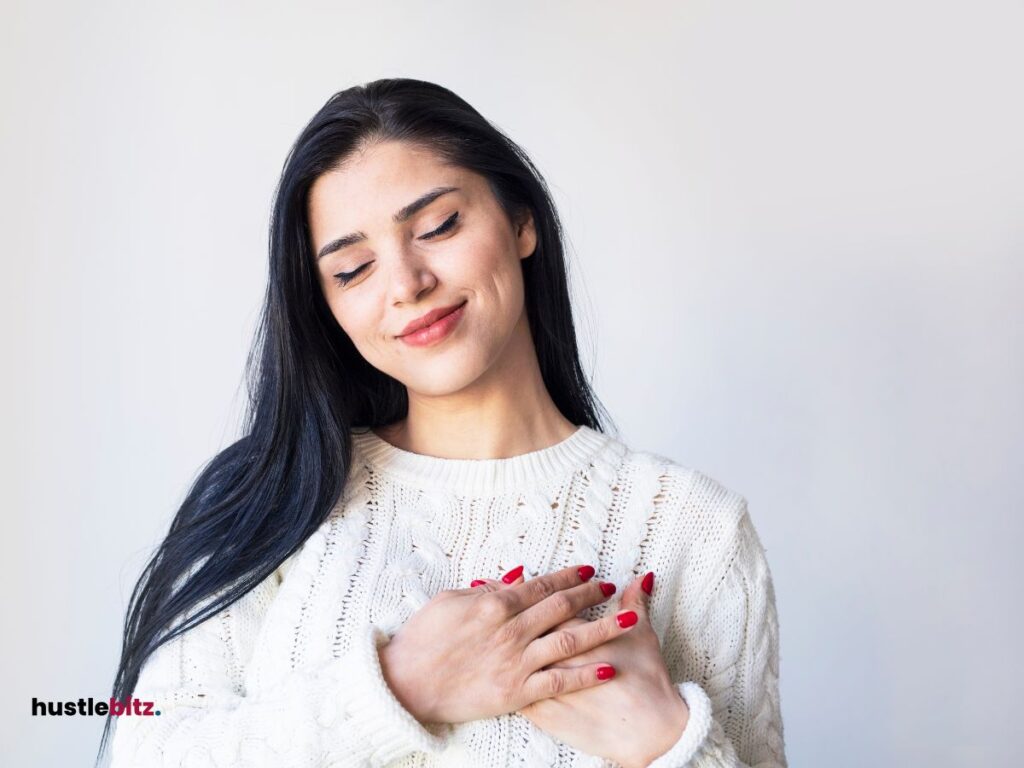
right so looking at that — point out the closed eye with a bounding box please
[333,264,368,286]
[420,211,459,240]
[332,211,460,287]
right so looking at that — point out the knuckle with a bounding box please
[531,578,557,601]
[554,630,578,658]
[548,592,574,616]
[547,670,567,696]
[478,593,508,622]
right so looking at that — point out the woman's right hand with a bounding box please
[377,564,638,726]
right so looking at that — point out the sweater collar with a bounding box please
[350,424,613,495]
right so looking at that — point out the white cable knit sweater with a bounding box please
[109,425,786,767]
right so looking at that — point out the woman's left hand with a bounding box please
[469,571,690,768]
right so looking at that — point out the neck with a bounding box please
[378,312,578,460]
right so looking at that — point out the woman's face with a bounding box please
[307,140,537,397]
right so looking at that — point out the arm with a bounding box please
[108,570,452,767]
[645,504,787,767]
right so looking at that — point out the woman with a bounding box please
[99,78,786,768]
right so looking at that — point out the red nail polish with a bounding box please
[617,610,638,629]
[502,565,524,584]
[599,582,616,597]
[577,565,595,581]
[470,579,487,587]
[641,571,655,596]
[596,665,616,680]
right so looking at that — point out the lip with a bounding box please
[397,300,467,337]
[396,300,467,347]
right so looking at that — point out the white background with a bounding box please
[2,1,1021,765]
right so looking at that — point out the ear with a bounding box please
[515,208,537,260]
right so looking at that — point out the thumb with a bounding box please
[620,570,655,620]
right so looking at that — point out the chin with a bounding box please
[405,373,478,398]
[398,358,490,398]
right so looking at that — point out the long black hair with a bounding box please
[96,77,614,763]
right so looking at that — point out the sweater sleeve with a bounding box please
[108,569,452,767]
[646,503,787,768]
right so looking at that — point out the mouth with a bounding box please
[396,299,468,347]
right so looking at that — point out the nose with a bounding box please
[387,246,438,306]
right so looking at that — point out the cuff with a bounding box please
[645,682,715,768]
[339,623,452,764]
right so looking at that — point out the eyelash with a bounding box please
[333,211,460,286]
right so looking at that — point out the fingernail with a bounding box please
[470,579,487,587]
[596,665,616,680]
[502,565,524,584]
[577,565,596,582]
[617,610,638,629]
[599,582,616,597]
[641,571,655,596]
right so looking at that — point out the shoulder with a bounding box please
[605,439,780,629]
[608,437,749,539]
[602,435,759,587]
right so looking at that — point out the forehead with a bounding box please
[308,141,475,226]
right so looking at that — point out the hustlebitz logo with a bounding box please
[31,697,161,716]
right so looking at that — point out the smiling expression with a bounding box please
[307,140,538,397]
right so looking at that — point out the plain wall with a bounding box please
[2,1,1021,765]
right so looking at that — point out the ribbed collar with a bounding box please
[350,425,613,495]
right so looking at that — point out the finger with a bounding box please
[511,571,618,639]
[522,661,617,703]
[549,617,589,631]
[467,576,521,594]
[619,571,655,623]
[468,567,525,590]
[539,616,588,639]
[468,581,501,594]
[497,564,596,613]
[467,564,530,591]
[524,606,640,670]
[642,570,655,600]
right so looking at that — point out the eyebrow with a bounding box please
[315,185,460,261]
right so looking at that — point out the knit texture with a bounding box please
[109,425,786,767]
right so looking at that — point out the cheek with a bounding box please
[326,293,383,355]
[486,263,526,326]
[459,242,524,313]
